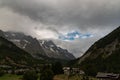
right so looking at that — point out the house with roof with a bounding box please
[0,65,12,69]
[96,72,120,80]
[63,67,71,75]
[63,67,85,75]
[72,68,85,75]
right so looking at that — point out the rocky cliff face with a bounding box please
[4,32,45,56]
[39,40,75,60]
[0,30,75,60]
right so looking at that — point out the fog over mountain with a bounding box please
[0,0,120,57]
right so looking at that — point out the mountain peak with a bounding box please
[0,30,75,60]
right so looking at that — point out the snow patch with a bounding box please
[50,47,55,52]
[41,41,45,45]
[50,45,54,47]
[5,35,8,37]
[24,40,29,43]
[10,39,20,42]
[11,33,16,36]
[23,44,27,49]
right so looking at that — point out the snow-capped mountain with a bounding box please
[4,32,45,56]
[0,30,75,60]
[39,40,75,59]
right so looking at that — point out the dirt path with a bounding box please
[53,77,64,80]
[53,75,68,80]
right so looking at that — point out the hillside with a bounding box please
[74,26,120,76]
[0,37,44,67]
[0,30,75,60]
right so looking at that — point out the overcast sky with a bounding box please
[0,0,120,57]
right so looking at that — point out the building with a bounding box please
[14,69,29,74]
[0,65,12,69]
[63,67,71,75]
[63,67,85,75]
[96,72,120,80]
[72,68,85,75]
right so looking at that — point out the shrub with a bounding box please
[0,69,4,76]
[23,70,38,80]
[52,62,63,75]
[40,69,54,80]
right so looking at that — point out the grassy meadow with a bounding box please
[0,74,22,80]
[0,74,98,80]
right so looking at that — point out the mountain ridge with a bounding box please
[73,26,120,76]
[78,26,120,63]
[0,30,75,60]
[0,36,45,67]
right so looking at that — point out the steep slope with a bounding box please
[0,37,44,67]
[0,30,75,60]
[39,40,75,60]
[4,32,45,57]
[75,26,120,76]
[0,30,4,37]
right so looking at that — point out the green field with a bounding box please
[0,74,22,80]
[0,74,97,80]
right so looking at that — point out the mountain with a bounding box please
[0,30,4,37]
[4,31,45,57]
[0,36,44,67]
[73,26,120,76]
[0,30,75,60]
[39,40,75,60]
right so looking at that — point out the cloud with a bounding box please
[59,31,93,41]
[0,0,120,57]
[0,0,119,32]
[1,0,120,29]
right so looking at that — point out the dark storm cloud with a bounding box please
[1,0,120,30]
[0,0,51,22]
[0,0,120,57]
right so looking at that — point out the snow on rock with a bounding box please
[10,39,20,42]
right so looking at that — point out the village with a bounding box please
[62,67,120,80]
[1,64,120,80]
